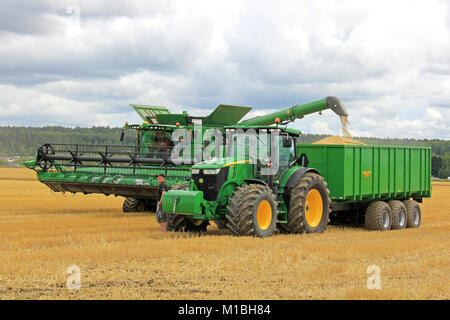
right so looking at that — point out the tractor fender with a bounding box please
[218,179,269,205]
[282,167,321,211]
[243,179,269,187]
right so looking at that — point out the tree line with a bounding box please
[0,126,449,177]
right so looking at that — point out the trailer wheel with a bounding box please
[388,200,407,229]
[123,197,146,213]
[287,173,330,234]
[403,200,421,228]
[365,201,391,231]
[226,184,278,237]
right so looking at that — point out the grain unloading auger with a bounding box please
[237,96,347,126]
[25,97,347,213]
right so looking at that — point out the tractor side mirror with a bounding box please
[120,130,125,142]
[282,136,292,148]
[297,153,309,167]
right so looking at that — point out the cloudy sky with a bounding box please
[0,0,449,139]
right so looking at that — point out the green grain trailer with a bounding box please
[298,144,431,229]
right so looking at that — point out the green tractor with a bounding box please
[160,96,351,237]
[162,125,333,236]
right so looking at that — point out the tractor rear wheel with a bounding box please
[123,197,146,213]
[287,173,330,234]
[388,200,407,229]
[226,184,278,237]
[403,200,421,228]
[364,201,392,231]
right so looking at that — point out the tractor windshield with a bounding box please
[278,135,296,178]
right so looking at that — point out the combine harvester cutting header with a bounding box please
[25,97,347,213]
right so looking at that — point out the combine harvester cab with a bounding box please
[24,103,253,212]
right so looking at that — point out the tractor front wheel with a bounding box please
[226,184,278,237]
[168,215,209,233]
[213,219,228,230]
[287,173,330,234]
[166,182,209,232]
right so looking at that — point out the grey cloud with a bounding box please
[0,0,449,139]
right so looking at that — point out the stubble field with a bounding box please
[0,168,448,299]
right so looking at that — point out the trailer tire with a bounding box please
[365,201,391,231]
[123,197,146,213]
[226,184,278,237]
[287,173,330,234]
[403,200,421,228]
[388,200,407,229]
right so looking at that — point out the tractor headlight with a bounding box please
[203,169,221,175]
[191,169,200,175]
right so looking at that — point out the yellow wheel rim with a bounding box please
[256,200,272,230]
[191,219,203,226]
[304,189,323,227]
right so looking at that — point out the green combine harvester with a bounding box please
[25,97,348,213]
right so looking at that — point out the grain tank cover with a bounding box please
[155,114,188,126]
[203,104,252,126]
[130,104,170,124]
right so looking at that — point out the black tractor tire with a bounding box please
[388,200,407,230]
[403,200,421,228]
[276,223,291,234]
[364,201,392,231]
[169,215,209,233]
[287,173,330,234]
[166,182,209,233]
[226,184,278,237]
[123,197,146,213]
[213,219,228,230]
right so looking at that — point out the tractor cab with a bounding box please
[220,126,301,184]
